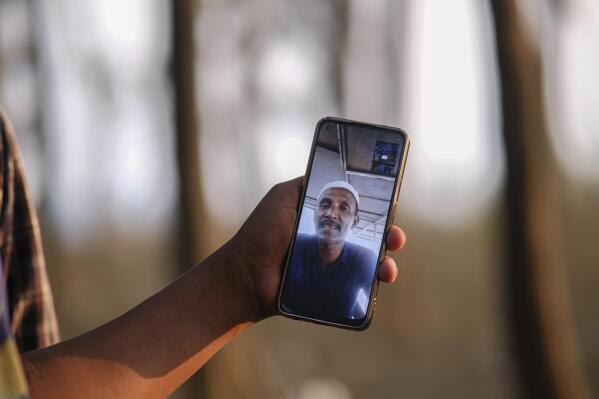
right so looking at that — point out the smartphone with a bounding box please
[278,117,410,330]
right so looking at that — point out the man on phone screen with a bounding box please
[282,181,378,321]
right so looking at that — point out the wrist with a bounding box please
[203,239,266,324]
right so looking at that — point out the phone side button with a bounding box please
[390,201,398,223]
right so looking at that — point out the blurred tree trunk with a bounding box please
[387,0,410,127]
[171,0,209,397]
[27,0,49,212]
[172,0,207,265]
[332,0,348,115]
[490,1,590,398]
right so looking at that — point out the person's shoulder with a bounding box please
[345,241,378,270]
[345,240,377,258]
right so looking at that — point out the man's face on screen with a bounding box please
[314,188,359,245]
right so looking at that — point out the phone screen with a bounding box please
[279,118,408,328]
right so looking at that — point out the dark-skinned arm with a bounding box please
[22,177,406,399]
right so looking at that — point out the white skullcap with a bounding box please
[317,180,360,209]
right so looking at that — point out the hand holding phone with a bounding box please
[229,175,405,322]
[278,117,410,329]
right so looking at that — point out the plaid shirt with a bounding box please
[0,107,60,397]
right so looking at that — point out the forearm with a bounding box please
[22,240,260,399]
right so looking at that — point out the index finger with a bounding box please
[385,225,407,251]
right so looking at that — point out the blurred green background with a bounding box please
[1,0,598,398]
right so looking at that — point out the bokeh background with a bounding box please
[1,0,598,398]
